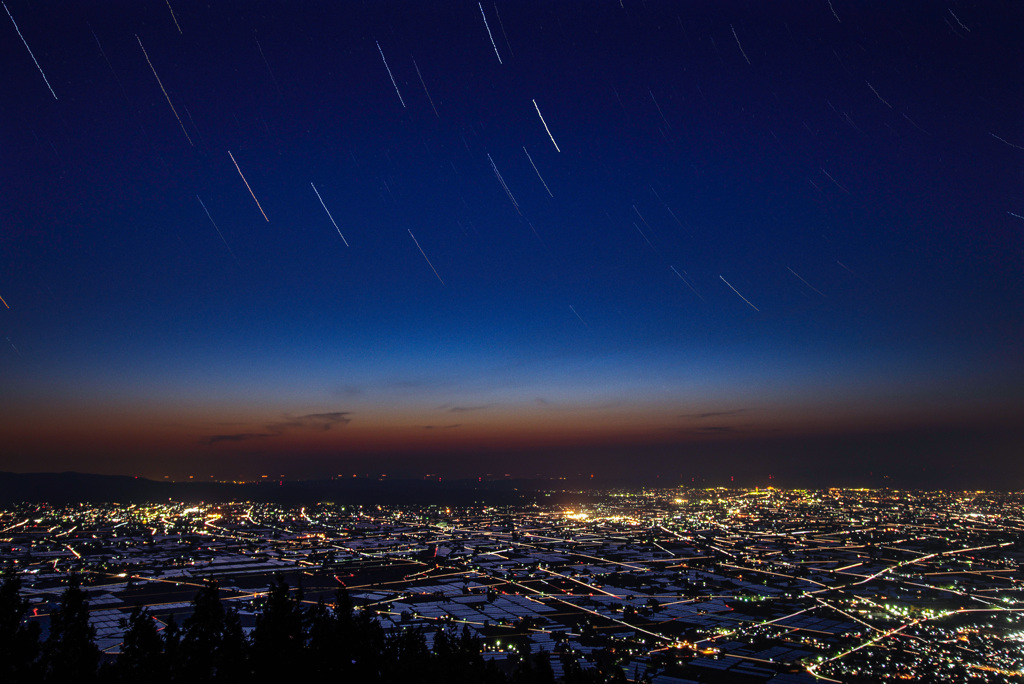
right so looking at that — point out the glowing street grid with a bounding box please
[3,488,1024,682]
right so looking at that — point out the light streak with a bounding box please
[827,0,840,22]
[376,41,405,108]
[255,30,283,96]
[731,24,750,65]
[787,266,826,297]
[866,81,892,108]
[228,150,269,221]
[478,3,502,64]
[671,266,705,302]
[719,275,759,311]
[523,147,553,197]
[4,2,57,100]
[311,183,349,246]
[196,195,237,260]
[634,222,654,248]
[991,132,1024,151]
[493,3,513,57]
[820,167,849,193]
[165,0,182,34]
[412,57,438,117]
[650,88,670,128]
[533,99,560,152]
[408,229,444,284]
[949,9,970,32]
[488,153,521,214]
[137,35,193,146]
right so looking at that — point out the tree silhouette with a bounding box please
[511,640,535,683]
[178,579,247,681]
[531,649,557,684]
[304,596,338,676]
[429,624,503,684]
[40,575,100,683]
[250,575,305,678]
[322,585,387,680]
[560,652,606,684]
[114,604,165,684]
[0,569,41,683]
[161,615,182,681]
[0,570,627,684]
[382,627,430,682]
[216,604,249,681]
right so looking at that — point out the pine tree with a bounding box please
[162,615,182,681]
[430,625,499,684]
[250,575,305,678]
[345,589,386,681]
[215,605,249,681]
[383,627,430,681]
[511,640,535,684]
[532,649,556,684]
[315,585,394,681]
[334,584,355,634]
[0,568,41,683]
[305,597,338,676]
[180,580,227,681]
[40,575,100,683]
[115,604,165,683]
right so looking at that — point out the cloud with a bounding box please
[420,424,462,430]
[441,404,495,413]
[678,409,749,420]
[201,433,274,446]
[268,412,352,433]
[202,411,351,446]
[662,424,744,436]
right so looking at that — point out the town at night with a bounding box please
[3,0,1022,680]
[4,487,1023,682]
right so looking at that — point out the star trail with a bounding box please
[1,1,1021,487]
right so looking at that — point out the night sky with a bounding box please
[2,1,1022,487]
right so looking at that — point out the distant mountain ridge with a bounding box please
[0,471,597,505]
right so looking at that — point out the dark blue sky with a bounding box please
[2,1,1022,486]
